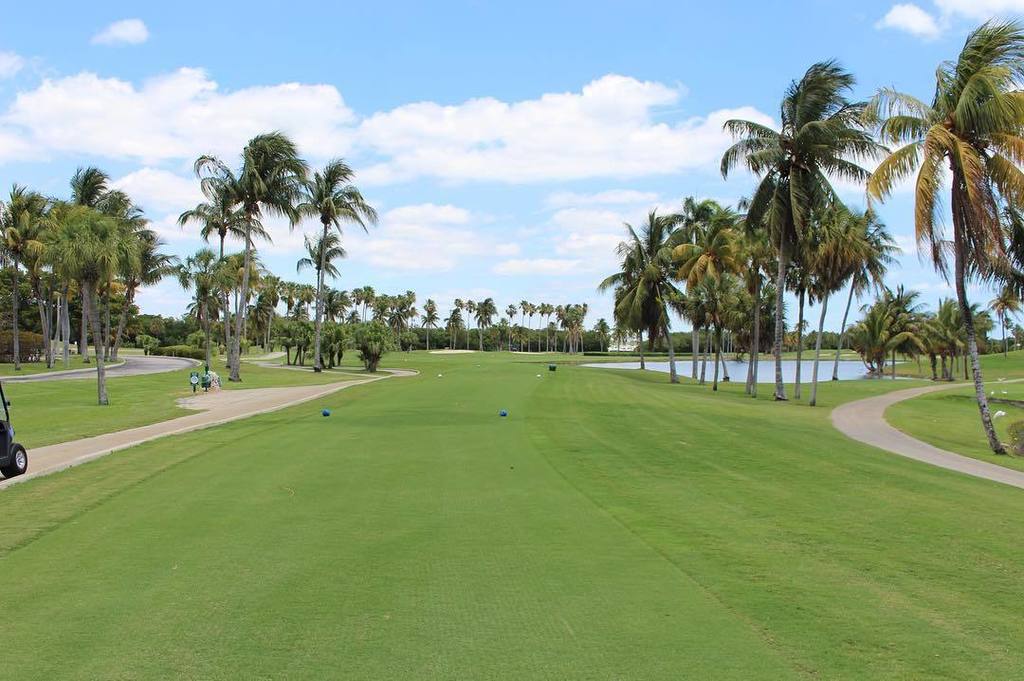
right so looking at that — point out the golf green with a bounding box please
[2,352,1023,679]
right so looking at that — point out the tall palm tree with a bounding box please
[296,231,347,288]
[69,166,114,363]
[47,205,138,404]
[678,197,719,375]
[866,21,1024,453]
[475,298,496,350]
[178,249,232,368]
[721,61,882,400]
[739,208,774,397]
[111,231,176,360]
[989,286,1021,357]
[1,186,46,370]
[594,318,611,352]
[505,303,518,350]
[599,210,685,383]
[297,160,376,372]
[195,132,308,382]
[421,299,439,351]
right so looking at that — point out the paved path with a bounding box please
[1,369,414,488]
[832,382,1024,490]
[3,355,198,383]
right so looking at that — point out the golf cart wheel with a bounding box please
[1,443,27,478]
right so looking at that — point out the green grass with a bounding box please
[7,354,371,449]
[0,355,114,376]
[2,352,1023,679]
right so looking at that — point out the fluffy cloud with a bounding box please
[357,75,774,183]
[1,68,355,163]
[544,189,660,208]
[91,19,150,46]
[355,203,519,271]
[0,51,24,79]
[876,4,942,38]
[493,258,583,275]
[111,167,204,212]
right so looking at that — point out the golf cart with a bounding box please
[0,380,27,479]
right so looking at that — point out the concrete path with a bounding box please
[4,355,198,383]
[0,368,414,488]
[831,382,1024,490]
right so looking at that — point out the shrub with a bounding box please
[152,345,206,360]
[136,334,160,355]
[1009,421,1024,456]
[185,330,206,349]
[0,330,44,363]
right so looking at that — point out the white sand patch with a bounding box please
[429,349,476,354]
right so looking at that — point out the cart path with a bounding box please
[3,355,198,382]
[831,380,1024,490]
[0,368,415,488]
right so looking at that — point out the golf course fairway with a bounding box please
[2,352,1023,679]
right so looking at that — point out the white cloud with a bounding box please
[934,0,1024,20]
[111,167,203,213]
[356,75,773,184]
[354,203,518,271]
[0,68,355,164]
[876,4,942,38]
[544,189,660,208]
[0,51,24,79]
[91,19,150,46]
[493,258,583,275]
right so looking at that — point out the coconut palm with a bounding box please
[177,249,232,368]
[848,301,925,376]
[475,297,496,351]
[599,210,685,383]
[111,231,176,360]
[297,160,376,372]
[445,307,463,348]
[505,303,518,350]
[194,132,308,381]
[594,318,611,352]
[47,205,138,404]
[739,208,774,397]
[297,231,346,283]
[989,286,1022,357]
[464,300,477,350]
[1,186,47,370]
[721,61,882,400]
[866,20,1024,453]
[421,299,439,350]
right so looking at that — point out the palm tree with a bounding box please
[111,231,176,360]
[297,160,376,372]
[475,298,496,350]
[421,299,439,350]
[47,205,138,404]
[195,132,308,381]
[831,210,896,380]
[599,210,685,383]
[848,301,925,376]
[739,208,774,397]
[1,186,46,370]
[177,249,231,368]
[464,300,477,350]
[721,61,882,400]
[594,318,610,352]
[445,307,463,348]
[505,303,518,350]
[989,286,1021,357]
[866,21,1024,453]
[296,231,347,301]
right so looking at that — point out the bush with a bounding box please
[152,345,206,360]
[0,330,44,363]
[185,330,206,349]
[1009,421,1024,456]
[136,334,160,355]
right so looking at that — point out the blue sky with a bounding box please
[0,0,1019,330]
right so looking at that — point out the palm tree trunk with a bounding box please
[312,222,328,373]
[772,235,788,400]
[1003,312,1008,358]
[80,290,90,363]
[62,291,70,367]
[747,277,761,396]
[102,289,112,361]
[712,325,721,391]
[638,329,645,370]
[833,283,856,381]
[699,328,708,385]
[11,260,20,370]
[952,191,1004,453]
[85,281,108,405]
[111,286,134,361]
[663,319,679,384]
[203,300,212,369]
[34,280,50,368]
[930,354,938,381]
[230,224,253,382]
[691,328,699,379]
[721,345,730,382]
[809,293,829,407]
[794,288,805,399]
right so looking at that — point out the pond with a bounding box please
[583,358,871,382]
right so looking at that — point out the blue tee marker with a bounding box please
[499,409,508,417]
[322,408,331,417]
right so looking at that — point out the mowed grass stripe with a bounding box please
[0,356,796,680]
